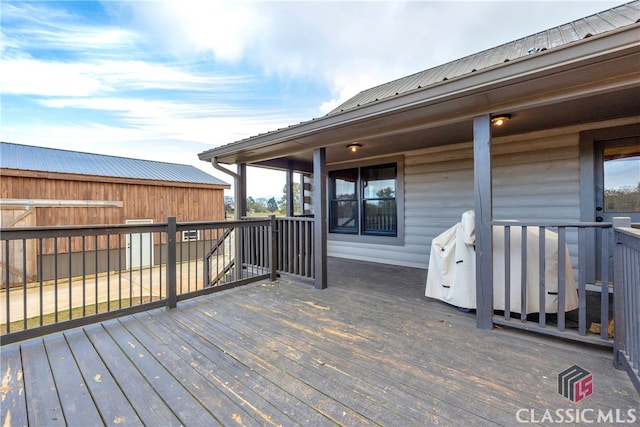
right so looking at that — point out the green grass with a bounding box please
[1,296,156,333]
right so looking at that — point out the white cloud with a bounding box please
[137,0,621,112]
[1,0,623,199]
[0,59,106,96]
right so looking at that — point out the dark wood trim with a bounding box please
[313,148,327,289]
[473,114,493,330]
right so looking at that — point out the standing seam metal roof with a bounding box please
[0,142,229,186]
[328,1,640,115]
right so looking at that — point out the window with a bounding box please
[329,163,397,237]
[182,230,200,241]
[603,145,640,213]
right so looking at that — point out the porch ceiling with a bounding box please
[200,24,640,173]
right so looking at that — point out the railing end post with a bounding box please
[612,217,632,229]
[166,216,177,309]
[270,215,277,282]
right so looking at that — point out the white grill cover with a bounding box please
[425,211,579,314]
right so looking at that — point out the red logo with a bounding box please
[558,365,593,402]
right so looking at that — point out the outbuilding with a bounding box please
[1,142,230,284]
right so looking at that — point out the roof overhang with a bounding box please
[199,24,640,172]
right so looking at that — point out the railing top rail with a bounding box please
[0,218,273,240]
[276,217,314,223]
[0,222,168,239]
[615,227,640,250]
[176,218,270,231]
[492,220,612,228]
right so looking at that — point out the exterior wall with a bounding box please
[327,128,582,269]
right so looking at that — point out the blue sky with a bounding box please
[0,0,623,198]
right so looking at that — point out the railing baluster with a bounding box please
[539,226,546,328]
[39,238,43,326]
[4,239,10,334]
[69,236,73,319]
[22,239,27,331]
[578,228,587,336]
[557,227,566,332]
[106,235,110,312]
[95,235,99,314]
[504,226,511,321]
[520,226,527,321]
[150,232,154,301]
[54,238,58,323]
[600,227,610,340]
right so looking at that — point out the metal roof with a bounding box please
[329,1,640,115]
[0,142,229,186]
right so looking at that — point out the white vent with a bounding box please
[182,230,200,241]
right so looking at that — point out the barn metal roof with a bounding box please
[329,1,640,115]
[0,142,229,186]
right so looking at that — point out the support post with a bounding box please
[166,216,177,309]
[235,163,247,281]
[313,148,327,289]
[473,115,493,329]
[286,161,295,217]
[236,163,247,219]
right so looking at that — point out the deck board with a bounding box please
[1,258,638,427]
[101,318,223,426]
[0,344,28,427]
[82,323,183,427]
[42,333,104,426]
[20,339,65,426]
[64,327,143,426]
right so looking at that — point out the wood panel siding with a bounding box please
[1,171,227,283]
[327,127,585,270]
[1,173,226,232]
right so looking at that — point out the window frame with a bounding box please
[327,156,404,246]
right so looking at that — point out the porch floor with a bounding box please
[2,258,637,426]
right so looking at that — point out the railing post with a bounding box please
[473,114,493,329]
[612,217,631,368]
[166,217,177,309]
[270,215,278,282]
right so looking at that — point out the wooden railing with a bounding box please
[275,217,314,279]
[613,223,640,394]
[491,221,615,346]
[0,217,276,345]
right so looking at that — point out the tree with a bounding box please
[267,197,279,212]
[279,182,301,215]
[247,196,268,214]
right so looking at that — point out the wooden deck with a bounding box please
[2,258,638,426]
